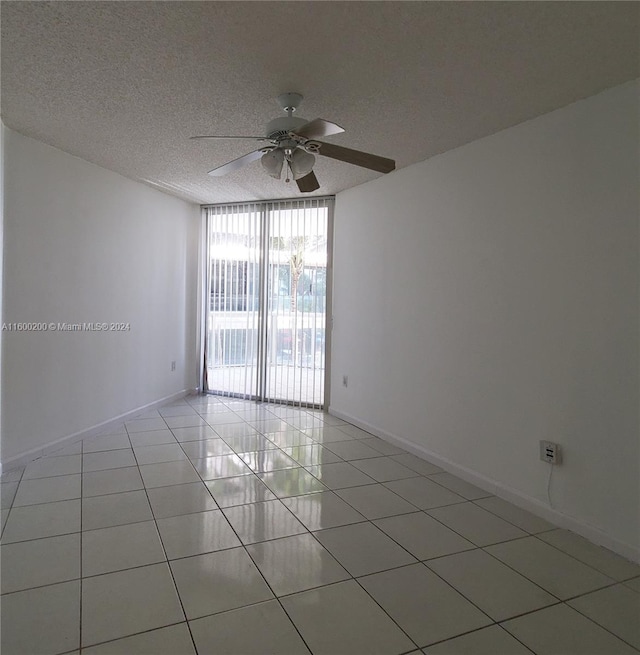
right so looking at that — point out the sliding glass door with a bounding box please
[206,204,262,399]
[204,198,332,407]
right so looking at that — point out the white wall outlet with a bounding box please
[540,440,561,464]
[171,360,176,372]
[342,375,348,387]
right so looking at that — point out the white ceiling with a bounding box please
[2,1,638,205]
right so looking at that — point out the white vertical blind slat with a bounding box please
[204,197,332,408]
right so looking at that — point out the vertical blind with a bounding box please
[203,197,333,408]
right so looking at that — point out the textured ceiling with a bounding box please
[2,1,638,205]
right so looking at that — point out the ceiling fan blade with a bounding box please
[208,149,265,176]
[316,141,395,174]
[296,171,320,193]
[295,118,345,139]
[192,135,268,140]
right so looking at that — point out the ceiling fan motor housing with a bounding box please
[276,92,303,112]
[265,116,308,140]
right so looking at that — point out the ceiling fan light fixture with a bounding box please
[193,92,396,184]
[261,149,284,179]
[290,149,316,180]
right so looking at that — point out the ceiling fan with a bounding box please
[191,93,395,193]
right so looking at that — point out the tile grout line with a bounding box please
[0,466,24,541]
[222,443,488,655]
[562,595,640,652]
[253,424,638,650]
[527,531,638,581]
[1,511,630,603]
[79,434,87,653]
[393,483,637,585]
[409,512,640,649]
[111,410,640,628]
[419,623,537,654]
[4,397,639,654]
[175,402,422,653]
[310,514,506,647]
[121,421,201,655]
[468,496,557,535]
[78,620,191,653]
[167,403,321,652]
[409,508,631,616]
[156,404,350,654]
[477,533,622,600]
[211,503,317,655]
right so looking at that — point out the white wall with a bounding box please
[0,125,5,461]
[2,130,200,463]
[331,80,639,558]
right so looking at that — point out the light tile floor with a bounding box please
[1,395,639,655]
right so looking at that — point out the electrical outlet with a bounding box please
[540,440,561,464]
[171,361,176,372]
[342,375,348,387]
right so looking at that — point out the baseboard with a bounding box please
[329,406,640,564]
[1,388,197,474]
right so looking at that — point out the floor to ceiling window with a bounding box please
[203,198,333,408]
